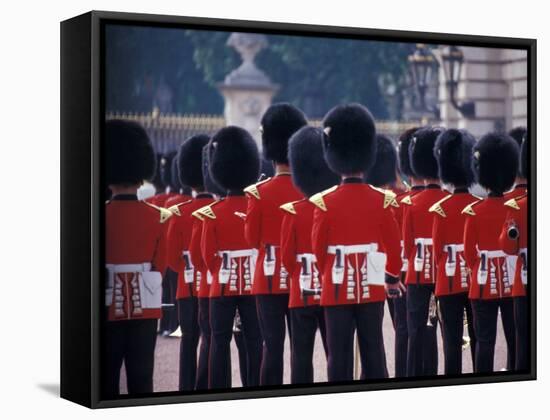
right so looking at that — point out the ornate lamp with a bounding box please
[440,46,476,118]
[408,44,438,111]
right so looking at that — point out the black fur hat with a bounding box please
[171,155,192,195]
[261,103,308,164]
[260,159,275,179]
[409,126,444,180]
[106,119,156,186]
[434,128,476,188]
[520,130,528,179]
[208,126,261,192]
[177,134,210,189]
[364,134,398,187]
[288,126,340,197]
[472,132,519,194]
[322,103,376,175]
[397,126,420,178]
[201,144,226,196]
[161,151,177,190]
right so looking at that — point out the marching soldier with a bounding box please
[146,152,175,206]
[365,133,406,378]
[311,103,402,381]
[104,120,170,396]
[463,132,519,373]
[244,103,307,386]
[430,128,478,374]
[280,126,337,384]
[166,134,216,390]
[402,126,446,377]
[500,136,529,371]
[198,126,263,389]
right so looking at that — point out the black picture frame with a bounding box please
[60,10,537,409]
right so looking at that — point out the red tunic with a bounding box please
[200,195,256,298]
[166,194,216,299]
[189,209,211,298]
[105,197,171,320]
[463,196,515,300]
[431,190,479,296]
[499,194,528,297]
[311,182,402,306]
[244,174,303,295]
[402,185,448,285]
[505,184,528,200]
[280,199,324,308]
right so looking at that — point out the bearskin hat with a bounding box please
[520,131,528,179]
[261,103,307,164]
[177,134,210,189]
[288,126,340,197]
[201,144,225,196]
[472,132,519,194]
[409,126,444,180]
[322,103,377,175]
[260,158,275,179]
[397,127,420,178]
[434,128,476,188]
[170,155,192,195]
[106,119,156,186]
[208,126,261,192]
[161,150,177,190]
[364,134,398,187]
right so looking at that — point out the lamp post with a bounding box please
[408,44,438,113]
[440,46,476,118]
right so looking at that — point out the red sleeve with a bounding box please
[431,215,444,269]
[381,208,402,277]
[499,210,520,255]
[189,218,205,272]
[311,208,329,271]
[402,206,415,259]
[166,216,185,272]
[280,213,297,275]
[463,216,479,271]
[201,218,220,274]
[245,195,262,249]
[154,223,169,274]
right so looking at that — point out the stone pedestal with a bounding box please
[218,33,278,146]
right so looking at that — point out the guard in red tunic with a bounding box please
[430,129,478,374]
[402,126,447,377]
[311,103,402,381]
[364,133,408,378]
[166,134,216,390]
[159,155,193,336]
[244,103,307,385]
[104,120,171,397]
[195,126,262,389]
[500,136,529,371]
[280,126,337,384]
[463,132,519,373]
[146,152,177,206]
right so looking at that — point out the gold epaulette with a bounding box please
[193,202,218,220]
[504,197,521,210]
[309,185,338,212]
[368,185,399,209]
[143,201,173,224]
[280,201,297,215]
[243,178,271,200]
[167,199,193,216]
[400,195,413,206]
[461,200,481,216]
[429,194,452,218]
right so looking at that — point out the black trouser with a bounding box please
[471,298,516,373]
[196,297,211,390]
[289,305,328,384]
[159,269,179,334]
[256,294,290,385]
[406,284,439,377]
[209,295,262,389]
[438,293,476,374]
[324,302,387,381]
[177,297,199,391]
[103,319,157,398]
[514,296,528,371]
[387,288,408,378]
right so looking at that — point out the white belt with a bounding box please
[106,263,152,273]
[477,250,506,286]
[519,247,527,254]
[444,244,464,277]
[444,244,464,252]
[478,250,506,258]
[415,238,433,246]
[296,252,317,262]
[327,243,378,254]
[218,249,256,258]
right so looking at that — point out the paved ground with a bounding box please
[120,303,509,393]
